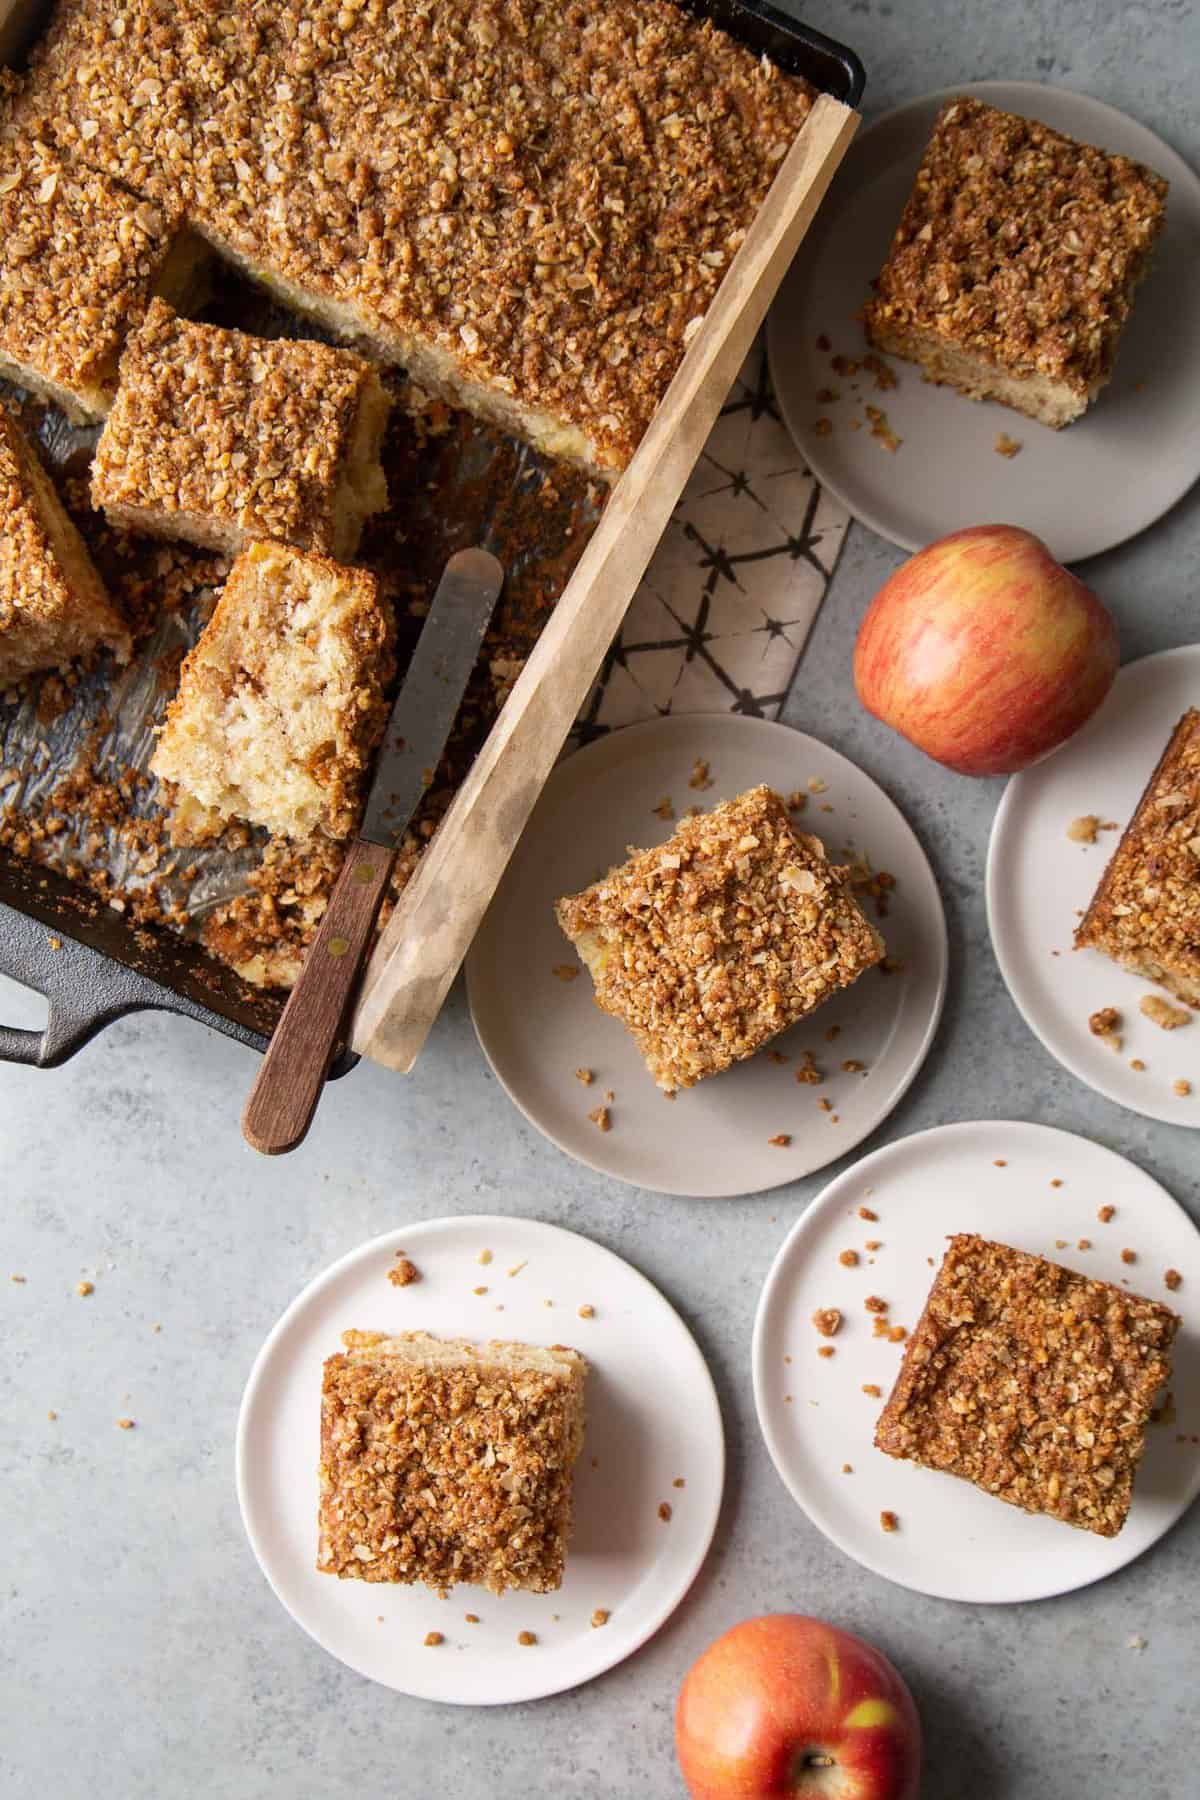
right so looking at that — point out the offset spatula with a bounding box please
[242,548,504,1155]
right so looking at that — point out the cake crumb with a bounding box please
[116,1417,135,1430]
[1140,994,1191,1031]
[888,1324,908,1343]
[424,1631,444,1647]
[591,1609,610,1628]
[464,1614,480,1624]
[10,1274,26,1284]
[387,1256,420,1288]
[1164,1269,1182,1291]
[825,1024,841,1042]
[658,1502,672,1523]
[517,1631,537,1647]
[1051,1179,1064,1189]
[994,432,1023,459]
[577,1304,595,1319]
[767,1049,791,1065]
[1077,1239,1092,1251]
[817,1345,836,1359]
[858,1206,878,1221]
[838,1249,859,1268]
[47,935,62,951]
[812,1307,842,1337]
[652,796,675,821]
[768,1133,792,1147]
[552,964,580,982]
[1130,1059,1146,1072]
[1127,1635,1147,1653]
[1089,1006,1122,1037]
[47,1410,57,1421]
[879,1510,899,1533]
[993,1159,1007,1168]
[477,1249,493,1265]
[814,417,833,437]
[472,1286,488,1296]
[587,1105,611,1132]
[865,404,901,451]
[507,1261,528,1278]
[841,1463,853,1474]
[787,791,808,812]
[673,1478,686,1489]
[1121,1249,1137,1264]
[688,758,714,791]
[1174,1079,1192,1097]
[865,1239,882,1252]
[76,1280,94,1297]
[795,1052,824,1085]
[842,1059,866,1074]
[865,1294,888,1314]
[1055,1239,1068,1249]
[862,1384,882,1398]
[1098,1205,1115,1223]
[574,1068,594,1086]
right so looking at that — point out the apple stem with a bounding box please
[803,1756,836,1769]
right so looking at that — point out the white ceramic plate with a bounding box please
[753,1121,1200,1605]
[236,1215,723,1704]
[466,714,947,1197]
[767,82,1200,563]
[988,645,1200,1125]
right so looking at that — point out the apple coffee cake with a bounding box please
[1075,709,1200,1007]
[863,97,1167,428]
[0,78,205,423]
[318,1330,587,1595]
[90,302,390,561]
[0,406,129,683]
[150,541,394,842]
[875,1234,1179,1537]
[555,785,884,1091]
[19,0,815,477]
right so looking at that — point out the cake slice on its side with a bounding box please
[91,302,390,561]
[875,1234,1178,1537]
[1075,709,1200,1007]
[556,785,884,1092]
[0,408,129,684]
[150,540,394,842]
[318,1330,588,1595]
[863,97,1167,429]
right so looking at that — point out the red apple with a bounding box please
[853,523,1118,776]
[675,1614,921,1800]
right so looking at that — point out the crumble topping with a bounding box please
[875,1234,1179,1536]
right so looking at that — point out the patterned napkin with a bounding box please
[575,337,851,740]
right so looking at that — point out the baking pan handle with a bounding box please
[0,902,150,1067]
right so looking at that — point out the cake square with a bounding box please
[0,91,204,423]
[150,540,394,841]
[0,407,129,683]
[875,1234,1178,1537]
[317,1330,588,1595]
[23,0,814,477]
[555,785,884,1091]
[1075,710,1200,1007]
[91,301,390,560]
[863,97,1167,428]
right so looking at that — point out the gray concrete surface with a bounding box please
[3,2,1199,1795]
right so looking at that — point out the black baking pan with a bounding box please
[0,0,865,1069]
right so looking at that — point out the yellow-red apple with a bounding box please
[675,1614,921,1800]
[853,524,1118,776]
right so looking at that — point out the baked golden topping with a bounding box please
[864,97,1166,426]
[875,1234,1179,1537]
[318,1330,587,1595]
[1076,710,1200,1008]
[556,785,884,1090]
[21,0,813,473]
[91,301,389,560]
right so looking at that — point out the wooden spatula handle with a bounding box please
[242,838,394,1155]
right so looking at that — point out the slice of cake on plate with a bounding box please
[318,1330,588,1595]
[863,97,1167,428]
[91,301,390,560]
[1075,709,1200,1007]
[555,785,884,1091]
[150,540,393,841]
[0,407,129,683]
[875,1233,1178,1536]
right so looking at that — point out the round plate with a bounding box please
[466,713,947,1197]
[236,1215,723,1705]
[988,645,1200,1125]
[767,82,1200,563]
[753,1121,1200,1605]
